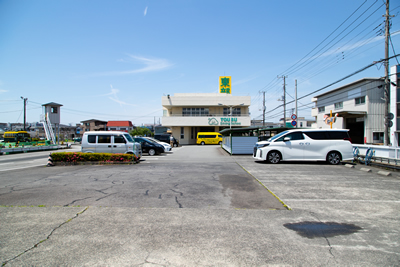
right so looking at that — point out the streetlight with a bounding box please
[218,103,244,129]
[21,96,28,131]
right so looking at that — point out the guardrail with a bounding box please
[353,144,400,170]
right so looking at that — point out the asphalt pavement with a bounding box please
[0,145,399,266]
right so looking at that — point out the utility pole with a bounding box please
[295,80,298,128]
[384,0,391,146]
[21,96,27,131]
[277,75,287,126]
[263,91,266,127]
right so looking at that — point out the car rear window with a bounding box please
[303,131,349,140]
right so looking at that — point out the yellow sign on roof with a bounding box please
[219,76,231,94]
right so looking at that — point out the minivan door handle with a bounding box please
[108,145,112,147]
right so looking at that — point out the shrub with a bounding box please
[51,152,136,163]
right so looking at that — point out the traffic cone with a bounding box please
[47,153,54,167]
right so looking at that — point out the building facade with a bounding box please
[81,119,108,132]
[311,78,385,144]
[107,121,135,132]
[390,64,400,146]
[161,93,251,145]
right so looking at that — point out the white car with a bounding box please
[253,129,353,165]
[144,137,172,152]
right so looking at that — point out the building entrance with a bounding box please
[346,118,364,144]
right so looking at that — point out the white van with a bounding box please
[81,131,142,159]
[253,129,353,165]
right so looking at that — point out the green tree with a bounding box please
[129,127,153,137]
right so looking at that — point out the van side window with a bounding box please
[326,131,349,139]
[98,135,111,143]
[303,131,328,140]
[114,135,126,143]
[276,132,304,142]
[88,135,96,143]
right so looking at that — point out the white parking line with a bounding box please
[0,164,46,172]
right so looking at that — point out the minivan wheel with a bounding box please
[267,151,281,164]
[218,141,222,145]
[201,141,205,145]
[148,149,156,156]
[327,151,341,165]
[174,143,178,147]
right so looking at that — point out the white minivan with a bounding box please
[81,131,142,159]
[253,129,353,165]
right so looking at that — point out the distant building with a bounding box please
[107,121,135,132]
[81,119,108,132]
[311,78,385,144]
[161,93,251,145]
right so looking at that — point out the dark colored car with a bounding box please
[132,137,165,156]
[154,134,179,147]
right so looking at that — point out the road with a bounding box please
[0,145,400,266]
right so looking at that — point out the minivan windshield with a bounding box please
[124,134,134,143]
[268,131,289,142]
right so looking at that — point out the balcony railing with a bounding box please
[165,113,250,117]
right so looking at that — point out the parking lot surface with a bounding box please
[1,145,399,266]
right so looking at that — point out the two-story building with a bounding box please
[107,121,135,132]
[161,93,251,145]
[80,119,108,132]
[311,78,385,144]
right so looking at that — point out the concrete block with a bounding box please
[360,168,371,172]
[345,164,354,168]
[377,171,391,176]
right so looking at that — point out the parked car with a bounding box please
[143,137,172,152]
[253,129,353,165]
[196,132,223,145]
[132,137,165,156]
[154,134,179,147]
[81,131,142,159]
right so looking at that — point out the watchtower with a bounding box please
[41,102,63,144]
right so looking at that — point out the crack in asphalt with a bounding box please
[170,189,183,196]
[64,197,92,207]
[175,196,183,208]
[310,212,337,261]
[95,193,117,201]
[1,206,89,267]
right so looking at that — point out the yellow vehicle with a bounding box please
[3,131,31,143]
[196,132,223,145]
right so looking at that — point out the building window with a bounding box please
[318,106,325,113]
[223,107,241,116]
[182,108,209,116]
[51,107,58,113]
[373,132,384,143]
[180,127,184,139]
[355,96,365,105]
[334,102,343,110]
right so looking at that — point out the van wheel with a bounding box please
[201,141,205,145]
[267,151,281,164]
[218,141,222,145]
[327,151,341,165]
[173,143,178,147]
[148,149,156,156]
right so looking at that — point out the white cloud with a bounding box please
[144,6,148,16]
[94,55,173,76]
[105,85,136,106]
[0,89,7,93]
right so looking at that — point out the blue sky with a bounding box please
[0,0,399,126]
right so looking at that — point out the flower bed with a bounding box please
[50,152,138,165]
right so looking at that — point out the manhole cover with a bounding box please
[283,221,362,238]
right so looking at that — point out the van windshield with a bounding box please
[124,134,134,143]
[268,131,289,142]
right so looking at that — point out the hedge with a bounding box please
[51,152,137,163]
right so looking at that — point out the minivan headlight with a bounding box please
[256,143,270,148]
